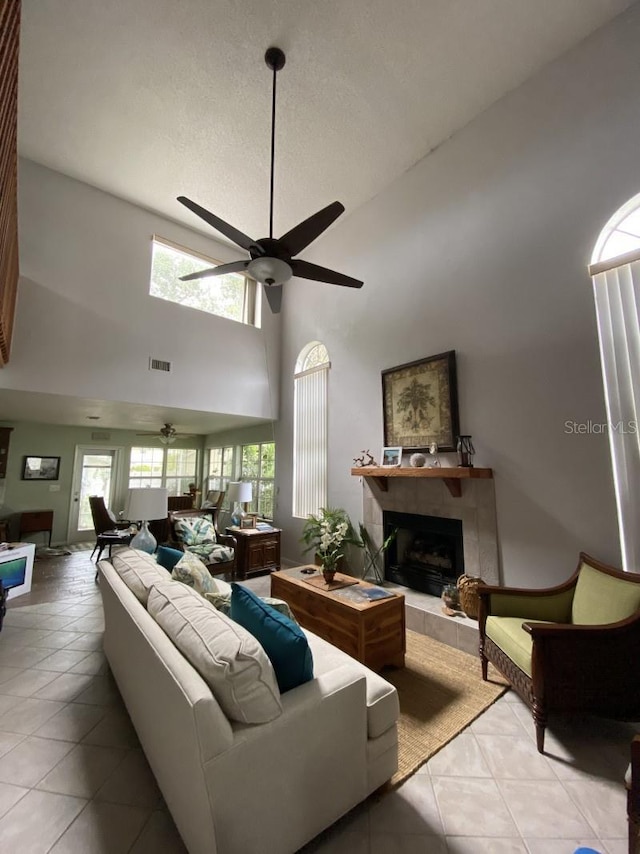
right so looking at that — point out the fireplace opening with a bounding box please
[384,511,464,596]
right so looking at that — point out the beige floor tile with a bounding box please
[81,709,140,749]
[370,834,447,853]
[36,743,128,798]
[0,729,25,759]
[304,830,370,853]
[96,748,162,808]
[475,733,557,779]
[0,645,58,668]
[38,614,85,631]
[64,616,105,633]
[33,648,92,673]
[34,672,96,703]
[0,667,61,697]
[497,779,593,838]
[49,799,151,853]
[34,701,106,742]
[431,777,519,837]
[369,774,444,835]
[56,604,103,617]
[0,788,87,853]
[30,631,87,650]
[426,732,492,778]
[69,651,108,676]
[0,735,74,787]
[563,777,627,838]
[601,838,628,854]
[0,781,28,819]
[445,838,527,853]
[0,693,24,716]
[72,675,122,707]
[0,665,24,685]
[129,809,187,854]
[0,696,67,734]
[64,632,104,652]
[470,699,528,736]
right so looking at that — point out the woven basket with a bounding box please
[457,574,482,620]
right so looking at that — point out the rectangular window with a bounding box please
[240,442,275,520]
[149,236,257,325]
[207,446,234,494]
[129,446,198,495]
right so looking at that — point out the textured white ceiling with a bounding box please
[18,0,634,245]
[13,0,634,432]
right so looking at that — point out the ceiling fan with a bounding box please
[176,46,363,315]
[135,423,194,445]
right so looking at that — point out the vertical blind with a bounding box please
[293,364,328,518]
[589,249,640,572]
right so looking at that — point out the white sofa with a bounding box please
[98,553,399,854]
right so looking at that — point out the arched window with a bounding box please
[293,342,330,518]
[589,194,640,571]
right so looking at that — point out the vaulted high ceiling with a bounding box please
[18,0,635,245]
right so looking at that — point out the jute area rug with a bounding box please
[384,629,509,787]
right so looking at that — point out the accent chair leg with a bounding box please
[480,647,488,680]
[533,704,547,753]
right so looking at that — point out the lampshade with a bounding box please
[227,481,252,504]
[126,488,168,521]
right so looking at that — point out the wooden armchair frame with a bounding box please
[478,552,640,753]
[629,735,640,854]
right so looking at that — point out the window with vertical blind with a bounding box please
[293,342,330,518]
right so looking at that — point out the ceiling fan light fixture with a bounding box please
[247,256,292,286]
[159,434,177,445]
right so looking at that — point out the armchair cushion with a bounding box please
[185,542,234,564]
[173,515,216,547]
[485,616,555,677]
[572,561,640,625]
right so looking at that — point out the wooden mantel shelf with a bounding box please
[350,466,493,498]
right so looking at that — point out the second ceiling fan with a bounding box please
[177,47,363,315]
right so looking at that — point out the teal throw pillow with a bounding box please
[230,583,313,693]
[156,546,185,572]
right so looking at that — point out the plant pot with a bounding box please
[322,568,336,584]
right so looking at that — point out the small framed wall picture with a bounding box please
[21,456,61,481]
[381,446,402,467]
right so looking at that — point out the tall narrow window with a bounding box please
[293,342,330,518]
[241,442,276,520]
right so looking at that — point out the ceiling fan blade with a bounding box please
[278,202,345,256]
[291,259,363,289]
[180,260,249,282]
[177,196,261,254]
[263,284,283,314]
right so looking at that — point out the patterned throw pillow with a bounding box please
[173,516,216,547]
[204,591,296,621]
[171,551,216,595]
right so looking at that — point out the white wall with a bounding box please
[5,160,280,419]
[277,5,640,585]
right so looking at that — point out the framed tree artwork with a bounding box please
[382,351,460,451]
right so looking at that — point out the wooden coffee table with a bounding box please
[270,567,405,671]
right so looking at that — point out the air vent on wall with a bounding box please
[149,357,171,372]
[91,432,111,441]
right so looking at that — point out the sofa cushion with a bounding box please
[230,583,313,693]
[111,548,168,605]
[174,515,216,546]
[156,545,185,572]
[572,561,640,625]
[171,552,217,595]
[304,630,399,739]
[147,581,282,724]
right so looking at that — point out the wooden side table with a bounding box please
[19,510,54,547]
[226,526,281,580]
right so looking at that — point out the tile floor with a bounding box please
[0,550,634,853]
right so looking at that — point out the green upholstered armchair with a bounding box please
[478,552,640,753]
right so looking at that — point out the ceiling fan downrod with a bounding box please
[265,47,286,242]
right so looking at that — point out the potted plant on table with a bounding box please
[300,507,361,584]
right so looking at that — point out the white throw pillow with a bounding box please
[147,581,282,724]
[111,548,168,605]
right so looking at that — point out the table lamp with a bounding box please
[126,487,168,554]
[227,481,253,527]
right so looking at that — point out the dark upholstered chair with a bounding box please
[168,508,236,578]
[88,495,132,562]
[628,735,640,854]
[478,552,640,753]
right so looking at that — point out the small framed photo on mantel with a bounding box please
[381,446,402,467]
